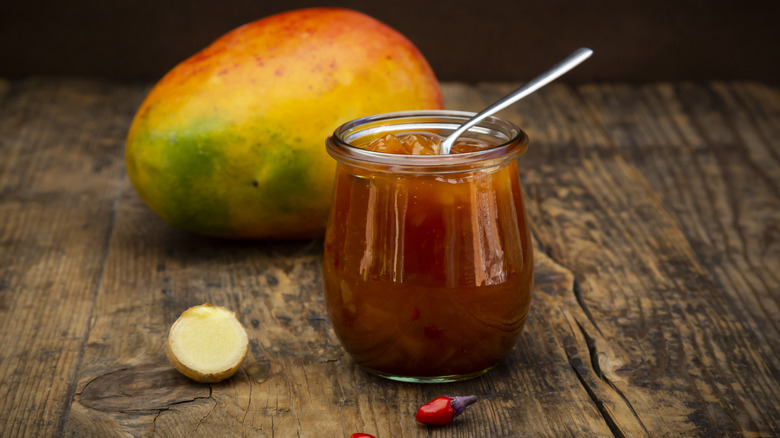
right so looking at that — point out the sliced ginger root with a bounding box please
[166,303,249,383]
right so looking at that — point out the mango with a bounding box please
[125,8,442,239]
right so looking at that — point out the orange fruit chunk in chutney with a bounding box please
[361,132,492,155]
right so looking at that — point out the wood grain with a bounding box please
[494,80,780,436]
[0,78,778,437]
[0,79,147,436]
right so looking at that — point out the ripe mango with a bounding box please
[125,8,442,239]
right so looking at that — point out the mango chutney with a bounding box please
[323,111,533,382]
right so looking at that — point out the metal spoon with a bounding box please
[440,47,594,154]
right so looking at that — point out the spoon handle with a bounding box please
[440,47,594,154]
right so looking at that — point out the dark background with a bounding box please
[2,0,778,84]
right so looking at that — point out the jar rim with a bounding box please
[326,110,529,174]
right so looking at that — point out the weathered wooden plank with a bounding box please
[474,81,780,436]
[576,82,780,436]
[2,78,778,437]
[0,78,147,436]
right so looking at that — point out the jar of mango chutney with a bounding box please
[323,110,533,383]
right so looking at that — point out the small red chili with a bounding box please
[415,395,478,426]
[348,434,376,438]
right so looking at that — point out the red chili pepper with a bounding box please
[349,434,376,438]
[415,395,478,426]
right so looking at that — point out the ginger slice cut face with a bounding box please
[166,303,249,383]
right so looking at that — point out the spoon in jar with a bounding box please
[440,47,594,154]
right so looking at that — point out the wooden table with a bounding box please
[1,78,778,437]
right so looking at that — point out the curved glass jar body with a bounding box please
[323,110,534,382]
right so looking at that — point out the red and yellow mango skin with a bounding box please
[125,8,442,239]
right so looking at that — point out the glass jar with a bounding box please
[322,110,534,383]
